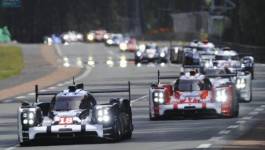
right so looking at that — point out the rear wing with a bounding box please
[34,81,131,103]
[206,73,237,79]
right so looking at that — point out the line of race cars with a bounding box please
[149,40,254,120]
[18,39,255,146]
[44,29,138,52]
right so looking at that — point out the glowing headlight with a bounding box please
[158,98,164,103]
[136,51,142,57]
[28,112,34,119]
[103,116,110,122]
[97,108,110,123]
[154,92,164,104]
[119,43,127,51]
[216,89,227,102]
[63,35,69,40]
[159,93,164,98]
[97,110,103,116]
[77,34,82,39]
[205,61,210,68]
[236,78,246,89]
[87,34,94,41]
[160,52,166,57]
[23,119,28,125]
[22,113,27,118]
[104,34,109,39]
[107,39,113,45]
[28,119,34,125]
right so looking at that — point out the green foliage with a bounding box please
[0,45,24,80]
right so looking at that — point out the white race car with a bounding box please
[17,83,133,146]
[204,67,252,103]
[148,70,239,120]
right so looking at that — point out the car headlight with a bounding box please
[216,89,227,102]
[160,52,166,57]
[21,111,35,126]
[119,43,127,51]
[87,34,94,41]
[103,34,109,39]
[77,34,83,39]
[107,39,113,45]
[153,92,164,104]
[236,78,246,89]
[63,35,69,40]
[205,61,211,68]
[136,51,142,57]
[97,108,111,123]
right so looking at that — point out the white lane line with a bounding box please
[248,111,259,116]
[131,95,148,103]
[227,125,239,129]
[3,99,13,103]
[27,92,35,96]
[261,105,265,108]
[197,144,211,149]
[236,120,246,124]
[54,45,63,57]
[75,66,92,81]
[15,96,26,99]
[242,116,253,120]
[48,86,56,90]
[5,144,17,150]
[57,83,64,87]
[209,136,223,142]
[219,130,231,135]
[255,108,264,112]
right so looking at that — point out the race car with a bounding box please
[44,34,63,45]
[87,30,108,42]
[182,46,216,69]
[62,31,83,43]
[148,70,239,120]
[17,83,133,145]
[105,34,124,46]
[214,49,254,79]
[241,56,255,79]
[169,45,185,64]
[203,67,252,103]
[119,37,137,52]
[135,43,168,64]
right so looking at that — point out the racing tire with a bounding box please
[110,116,122,142]
[19,141,32,147]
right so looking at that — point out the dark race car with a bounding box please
[18,82,133,146]
[135,44,168,64]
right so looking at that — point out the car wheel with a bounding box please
[110,117,122,142]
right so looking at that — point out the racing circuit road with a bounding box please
[0,43,265,150]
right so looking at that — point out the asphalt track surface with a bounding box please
[0,42,265,150]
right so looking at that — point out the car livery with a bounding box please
[17,83,133,145]
[149,70,239,120]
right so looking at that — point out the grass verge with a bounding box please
[0,45,24,80]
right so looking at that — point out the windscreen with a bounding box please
[54,96,84,111]
[176,80,201,92]
[215,55,239,61]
